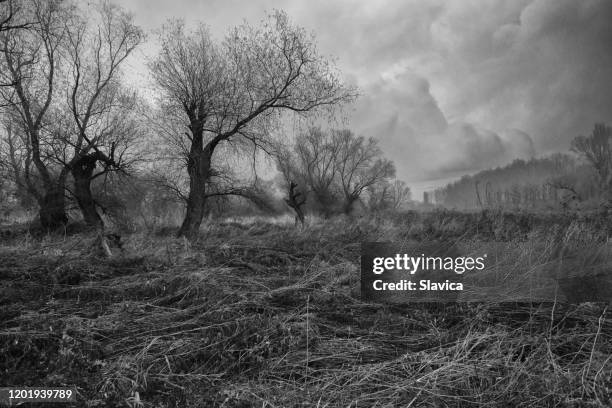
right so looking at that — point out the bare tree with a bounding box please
[62,2,143,227]
[0,0,142,230]
[278,127,395,216]
[150,109,278,218]
[332,129,395,214]
[571,123,612,198]
[367,179,411,212]
[284,181,306,226]
[69,101,142,228]
[387,179,411,210]
[292,127,342,216]
[0,0,71,229]
[150,11,355,239]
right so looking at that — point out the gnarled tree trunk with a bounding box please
[285,181,306,227]
[72,154,103,228]
[38,183,68,230]
[28,128,69,230]
[177,126,215,239]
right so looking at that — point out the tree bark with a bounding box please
[24,124,69,230]
[343,194,359,215]
[177,128,214,239]
[285,181,306,227]
[38,183,68,230]
[72,154,103,228]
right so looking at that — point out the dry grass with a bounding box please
[0,214,611,407]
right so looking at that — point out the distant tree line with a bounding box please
[433,124,611,211]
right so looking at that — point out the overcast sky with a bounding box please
[120,0,612,198]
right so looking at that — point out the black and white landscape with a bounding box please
[0,0,611,407]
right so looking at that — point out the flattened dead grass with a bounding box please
[0,215,610,407]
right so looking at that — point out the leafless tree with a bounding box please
[0,0,142,230]
[387,179,411,210]
[150,11,356,239]
[367,179,411,212]
[149,112,278,218]
[332,129,395,214]
[292,127,342,215]
[62,2,143,227]
[277,127,395,216]
[571,123,612,199]
[0,0,71,229]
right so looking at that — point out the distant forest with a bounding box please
[432,152,600,211]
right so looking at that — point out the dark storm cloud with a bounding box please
[350,72,536,181]
[433,0,612,148]
[120,0,612,192]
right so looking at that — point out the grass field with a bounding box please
[1,212,611,407]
